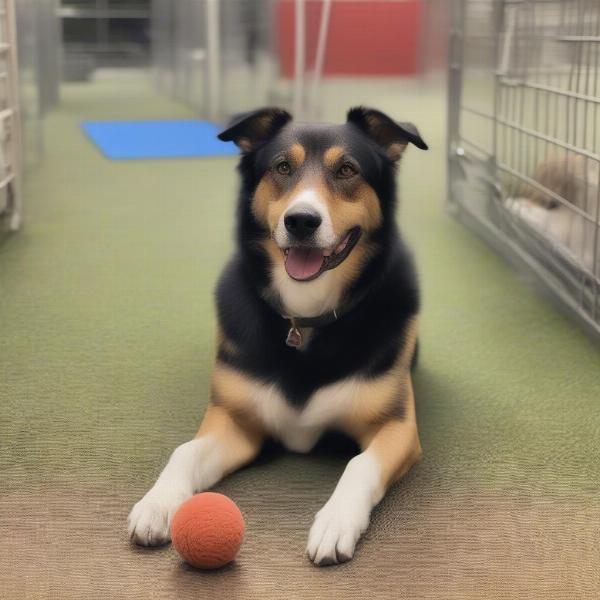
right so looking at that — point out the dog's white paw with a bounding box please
[127,487,189,546]
[306,494,371,566]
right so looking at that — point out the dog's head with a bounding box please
[219,107,427,307]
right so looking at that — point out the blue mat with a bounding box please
[81,120,238,160]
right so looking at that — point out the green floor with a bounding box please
[1,74,599,599]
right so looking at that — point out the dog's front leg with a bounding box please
[306,376,422,566]
[128,404,263,546]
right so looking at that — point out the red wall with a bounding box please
[276,1,423,78]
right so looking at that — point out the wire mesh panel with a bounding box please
[448,0,600,339]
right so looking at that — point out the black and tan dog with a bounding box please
[128,107,428,565]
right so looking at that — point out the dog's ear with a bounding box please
[218,107,292,152]
[347,106,428,161]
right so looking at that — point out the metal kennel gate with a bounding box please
[0,0,22,232]
[448,0,600,339]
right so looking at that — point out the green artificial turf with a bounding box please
[1,73,598,599]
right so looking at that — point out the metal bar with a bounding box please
[593,0,600,323]
[4,0,21,231]
[460,137,491,159]
[97,0,109,59]
[565,0,580,289]
[516,2,527,205]
[496,116,600,162]
[205,0,221,122]
[592,175,600,322]
[531,0,540,179]
[446,0,465,209]
[557,35,600,43]
[493,0,504,187]
[520,80,600,106]
[498,4,516,76]
[0,171,14,191]
[461,105,494,120]
[57,7,150,19]
[293,0,306,118]
[308,0,332,120]
[581,0,593,310]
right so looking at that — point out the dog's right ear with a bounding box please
[218,107,292,152]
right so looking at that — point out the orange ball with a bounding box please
[171,492,245,569]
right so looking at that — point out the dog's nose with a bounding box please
[284,210,322,240]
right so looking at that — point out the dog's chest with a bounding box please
[249,377,359,453]
[272,266,342,318]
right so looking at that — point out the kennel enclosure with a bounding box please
[448,0,600,339]
[0,0,22,232]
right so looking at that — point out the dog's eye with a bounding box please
[337,163,356,179]
[276,161,291,175]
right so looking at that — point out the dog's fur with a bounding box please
[127,107,428,565]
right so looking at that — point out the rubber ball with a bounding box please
[171,492,245,569]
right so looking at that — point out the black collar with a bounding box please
[263,294,359,348]
[281,310,343,348]
[281,310,341,329]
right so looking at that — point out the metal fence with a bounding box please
[151,0,279,120]
[448,0,600,339]
[0,0,24,232]
[152,0,359,121]
[17,0,60,166]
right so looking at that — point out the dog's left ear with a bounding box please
[218,107,292,152]
[347,106,428,161]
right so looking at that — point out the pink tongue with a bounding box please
[285,247,324,280]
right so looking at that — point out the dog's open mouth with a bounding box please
[282,227,361,282]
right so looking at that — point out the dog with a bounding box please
[518,154,599,212]
[508,154,600,275]
[127,107,428,565]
